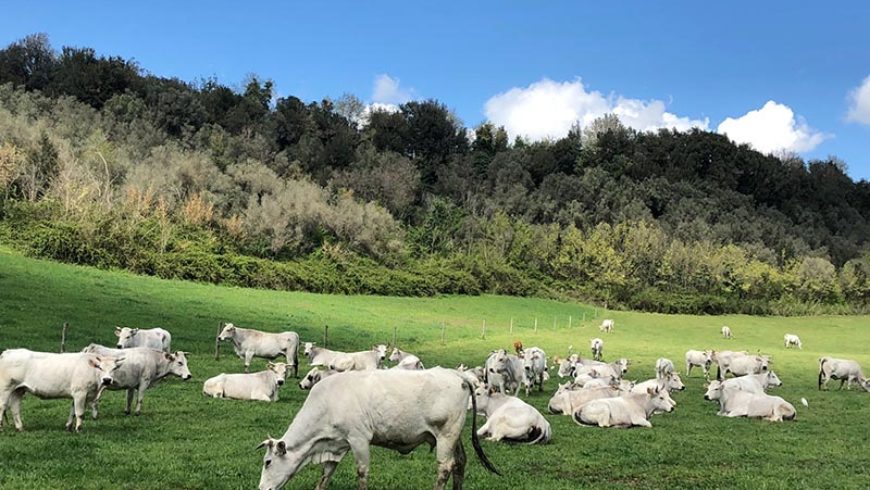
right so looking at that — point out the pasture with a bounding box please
[0,248,868,489]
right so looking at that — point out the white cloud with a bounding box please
[372,74,413,105]
[483,78,709,141]
[846,75,870,124]
[717,100,828,154]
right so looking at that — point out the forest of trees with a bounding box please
[1,34,869,314]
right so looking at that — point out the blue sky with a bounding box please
[3,1,870,178]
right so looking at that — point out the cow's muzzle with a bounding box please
[116,344,123,349]
[703,395,711,401]
[277,380,285,386]
[101,377,113,386]
[183,375,192,380]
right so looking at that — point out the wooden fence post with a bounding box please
[392,325,398,347]
[568,315,572,328]
[441,322,446,345]
[481,320,487,340]
[534,317,538,333]
[214,323,222,360]
[510,317,514,334]
[324,325,329,348]
[60,322,69,353]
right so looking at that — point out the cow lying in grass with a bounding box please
[573,387,675,428]
[472,386,550,444]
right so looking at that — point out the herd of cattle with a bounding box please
[1,320,869,489]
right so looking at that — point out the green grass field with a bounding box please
[1,248,869,489]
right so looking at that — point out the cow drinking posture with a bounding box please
[257,368,500,490]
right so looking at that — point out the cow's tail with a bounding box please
[527,421,551,445]
[817,358,826,390]
[465,380,500,476]
[291,339,300,378]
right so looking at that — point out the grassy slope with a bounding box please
[0,249,868,489]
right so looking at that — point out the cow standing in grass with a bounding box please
[218,323,299,377]
[721,326,733,339]
[784,334,802,349]
[685,350,714,379]
[818,357,870,391]
[590,338,604,361]
[599,319,614,333]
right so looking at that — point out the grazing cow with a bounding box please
[203,363,289,402]
[721,326,733,339]
[0,349,123,432]
[818,357,870,391]
[632,372,686,396]
[573,387,675,428]
[389,348,424,370]
[115,326,172,352]
[298,367,338,390]
[599,319,614,333]
[704,371,782,396]
[256,368,500,490]
[81,344,191,417]
[655,358,675,381]
[590,338,604,361]
[704,384,796,422]
[218,323,300,377]
[520,347,547,396]
[685,350,714,378]
[472,386,550,444]
[329,345,388,372]
[784,334,802,350]
[547,383,622,415]
[485,350,523,395]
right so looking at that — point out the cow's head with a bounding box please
[303,342,316,357]
[268,362,289,386]
[258,437,300,490]
[703,381,723,401]
[165,351,192,380]
[218,323,236,341]
[298,367,322,390]
[647,386,675,413]
[373,344,388,362]
[114,326,139,349]
[469,385,492,412]
[765,370,782,388]
[90,355,124,386]
[668,373,686,391]
[861,379,870,392]
[389,348,402,363]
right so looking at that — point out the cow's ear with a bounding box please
[267,362,276,370]
[275,440,286,456]
[131,328,139,335]
[89,357,101,369]
[164,353,174,361]
[114,327,121,337]
[647,387,655,395]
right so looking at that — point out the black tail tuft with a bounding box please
[466,380,501,476]
[817,358,826,390]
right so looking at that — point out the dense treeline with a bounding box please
[1,34,869,314]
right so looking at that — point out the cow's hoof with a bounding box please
[124,411,131,416]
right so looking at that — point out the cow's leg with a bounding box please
[433,436,458,490]
[91,385,107,419]
[72,394,87,432]
[839,378,846,390]
[285,349,297,378]
[9,390,24,431]
[65,401,76,431]
[450,441,466,490]
[134,382,148,415]
[244,352,254,373]
[0,388,11,429]
[125,388,135,415]
[348,437,371,490]
[315,461,339,490]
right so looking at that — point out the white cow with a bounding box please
[303,343,346,368]
[554,354,579,378]
[721,326,733,339]
[704,371,782,396]
[599,319,614,333]
[632,372,686,396]
[0,349,123,432]
[256,368,500,490]
[655,358,675,381]
[704,384,796,422]
[203,363,289,402]
[456,364,486,385]
[818,357,870,391]
[783,334,802,350]
[520,347,547,395]
[575,358,630,380]
[115,326,172,352]
[389,348,424,370]
[573,387,675,428]
[218,323,300,376]
[81,344,191,417]
[547,383,622,415]
[719,354,769,379]
[685,350,714,378]
[329,345,388,372]
[472,386,550,444]
[590,338,604,361]
[485,350,523,395]
[298,367,338,390]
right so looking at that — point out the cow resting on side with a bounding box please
[704,383,796,422]
[472,386,550,444]
[573,387,675,428]
[0,349,123,432]
[218,323,300,376]
[203,363,289,402]
[256,368,500,490]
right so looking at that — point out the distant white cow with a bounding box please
[81,344,191,417]
[329,345,388,372]
[298,367,338,390]
[704,383,796,422]
[599,319,614,333]
[555,354,579,378]
[485,350,523,395]
[0,349,123,432]
[115,326,172,352]
[721,326,733,339]
[685,350,714,378]
[218,323,300,376]
[389,348,424,370]
[590,338,604,361]
[472,386,550,444]
[256,368,500,490]
[520,347,547,395]
[573,387,675,428]
[818,357,870,391]
[655,358,675,381]
[203,363,289,402]
[784,334,802,350]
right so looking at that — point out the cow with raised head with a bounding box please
[298,367,338,390]
[256,368,500,490]
[705,370,782,396]
[519,347,547,396]
[203,363,289,402]
[218,323,299,376]
[485,350,523,395]
[547,383,623,415]
[0,349,123,432]
[115,326,172,352]
[81,344,191,417]
[704,383,796,422]
[685,350,714,378]
[590,338,604,361]
[389,348,424,370]
[573,387,675,428]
